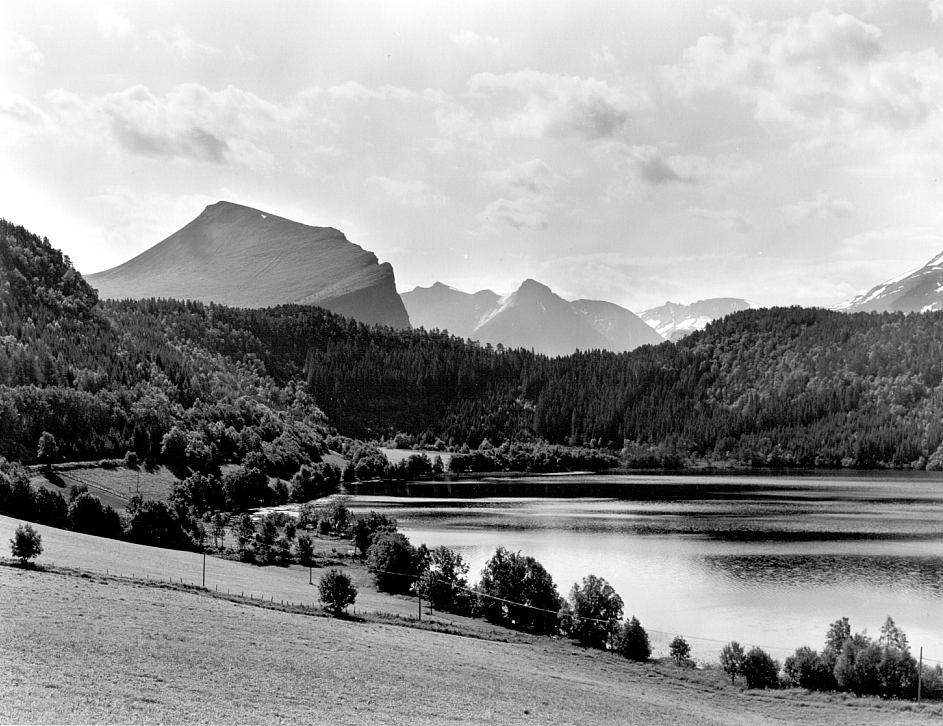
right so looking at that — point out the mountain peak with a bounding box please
[86,202,410,328]
[839,250,943,313]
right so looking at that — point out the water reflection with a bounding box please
[345,473,943,658]
[702,554,943,596]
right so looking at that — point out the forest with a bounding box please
[4,216,943,470]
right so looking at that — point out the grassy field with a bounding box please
[29,464,181,511]
[3,516,941,724]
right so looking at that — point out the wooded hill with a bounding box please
[3,216,943,469]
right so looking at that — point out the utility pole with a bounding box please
[309,565,312,586]
[202,550,206,588]
[917,647,923,704]
[418,592,422,621]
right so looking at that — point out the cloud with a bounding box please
[97,8,132,39]
[2,34,44,67]
[451,30,504,53]
[477,197,549,231]
[480,159,558,195]
[782,191,855,226]
[0,94,47,126]
[931,0,943,22]
[664,9,942,135]
[687,207,754,233]
[149,28,222,60]
[366,176,449,208]
[325,82,417,103]
[468,70,651,139]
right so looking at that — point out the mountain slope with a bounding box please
[640,298,750,341]
[838,252,943,313]
[474,279,609,355]
[571,299,663,351]
[401,282,500,339]
[87,201,410,329]
[403,279,661,355]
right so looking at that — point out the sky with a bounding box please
[3,0,943,311]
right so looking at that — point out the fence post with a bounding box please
[918,647,923,704]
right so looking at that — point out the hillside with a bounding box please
[640,298,750,341]
[8,216,943,470]
[838,251,943,313]
[87,201,410,329]
[402,279,661,355]
[2,520,935,725]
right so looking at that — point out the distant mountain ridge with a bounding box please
[640,298,750,341]
[402,279,662,355]
[87,201,410,329]
[837,251,943,313]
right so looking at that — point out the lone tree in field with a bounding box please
[615,616,651,661]
[566,574,623,649]
[10,523,43,567]
[720,641,746,685]
[669,635,692,666]
[741,647,780,689]
[319,569,357,616]
[37,431,59,470]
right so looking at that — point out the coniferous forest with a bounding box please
[4,216,943,470]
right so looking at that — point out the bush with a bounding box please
[669,636,692,666]
[566,574,623,649]
[295,533,315,567]
[615,616,651,661]
[68,492,123,539]
[416,545,473,615]
[366,530,420,594]
[319,569,357,615]
[477,547,562,635]
[720,641,745,685]
[10,523,42,566]
[783,646,835,691]
[742,647,780,689]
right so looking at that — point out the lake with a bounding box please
[344,472,943,663]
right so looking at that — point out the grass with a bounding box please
[29,464,181,511]
[2,514,940,725]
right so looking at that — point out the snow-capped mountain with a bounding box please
[402,279,662,356]
[639,298,751,341]
[837,252,943,313]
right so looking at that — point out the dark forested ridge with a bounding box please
[4,217,943,469]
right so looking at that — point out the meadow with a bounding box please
[3,515,942,724]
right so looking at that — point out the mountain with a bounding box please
[837,252,943,313]
[87,201,410,329]
[401,282,500,339]
[640,298,750,341]
[402,279,662,355]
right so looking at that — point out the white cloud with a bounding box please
[451,30,504,53]
[664,10,943,135]
[97,8,132,39]
[687,207,754,233]
[468,70,651,139]
[1,34,44,67]
[477,197,549,231]
[931,0,943,22]
[0,94,47,126]
[366,176,449,208]
[782,191,855,226]
[149,28,222,60]
[480,159,558,195]
[325,82,417,103]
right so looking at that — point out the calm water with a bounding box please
[345,473,943,662]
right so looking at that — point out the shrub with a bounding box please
[720,641,745,685]
[567,574,623,649]
[319,569,357,615]
[784,646,835,691]
[615,616,651,661]
[10,523,42,566]
[295,533,315,567]
[477,547,562,635]
[669,636,692,666]
[68,492,123,539]
[366,530,420,594]
[742,647,780,689]
[416,545,473,615]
